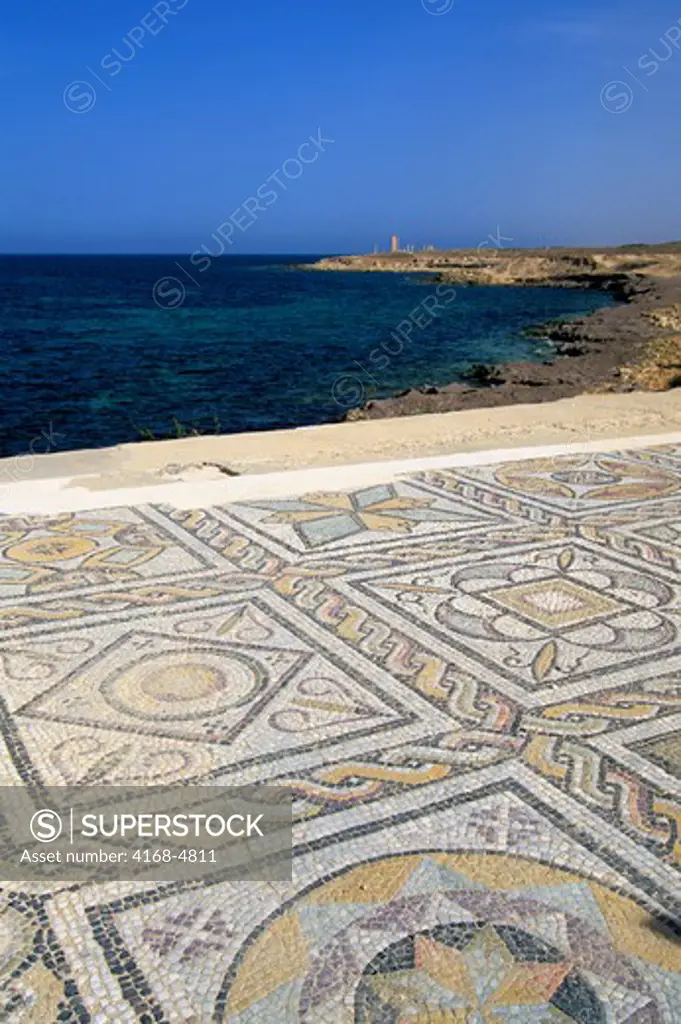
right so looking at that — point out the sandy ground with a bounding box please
[0,390,680,515]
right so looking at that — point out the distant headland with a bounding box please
[302,243,681,420]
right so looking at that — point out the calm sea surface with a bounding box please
[0,255,615,457]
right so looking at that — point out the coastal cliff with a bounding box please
[304,246,681,420]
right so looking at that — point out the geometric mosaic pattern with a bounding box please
[354,536,681,695]
[220,854,681,1021]
[1,444,681,1020]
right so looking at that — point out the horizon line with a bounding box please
[1,242,679,257]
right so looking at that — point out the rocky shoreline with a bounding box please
[303,246,681,420]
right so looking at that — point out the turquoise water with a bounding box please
[0,255,614,456]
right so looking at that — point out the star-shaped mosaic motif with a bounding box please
[249,484,471,547]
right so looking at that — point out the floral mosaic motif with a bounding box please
[414,452,681,525]
[220,854,681,1022]
[361,538,681,690]
[0,507,212,606]
[491,454,681,508]
[242,483,486,548]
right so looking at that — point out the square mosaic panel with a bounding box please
[415,449,681,521]
[0,506,221,598]
[222,479,515,556]
[345,534,681,695]
[5,594,450,789]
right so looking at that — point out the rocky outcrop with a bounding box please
[304,246,681,290]
[304,246,681,420]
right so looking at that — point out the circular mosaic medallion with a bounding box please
[6,535,96,564]
[101,651,265,721]
[219,854,681,1022]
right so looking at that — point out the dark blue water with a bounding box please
[0,255,615,457]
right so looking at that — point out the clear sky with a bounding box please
[2,0,681,253]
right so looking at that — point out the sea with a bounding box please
[0,255,616,458]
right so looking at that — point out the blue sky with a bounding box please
[2,0,681,252]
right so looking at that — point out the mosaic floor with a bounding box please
[2,444,681,1021]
